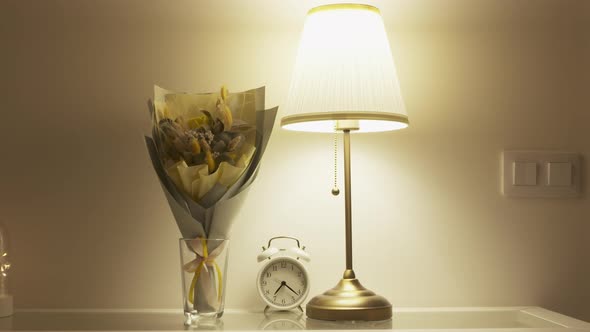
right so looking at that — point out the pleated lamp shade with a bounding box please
[281,4,409,133]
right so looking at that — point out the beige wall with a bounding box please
[1,0,588,321]
[580,0,590,322]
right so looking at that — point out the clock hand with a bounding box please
[284,283,298,295]
[274,281,286,295]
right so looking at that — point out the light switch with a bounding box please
[502,151,581,198]
[513,162,537,186]
[547,162,572,186]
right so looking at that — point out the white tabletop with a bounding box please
[0,307,588,332]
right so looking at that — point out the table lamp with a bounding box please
[281,4,409,321]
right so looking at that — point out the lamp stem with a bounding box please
[305,128,391,321]
[343,130,353,275]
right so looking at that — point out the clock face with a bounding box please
[258,257,309,309]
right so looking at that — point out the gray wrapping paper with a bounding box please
[145,86,277,311]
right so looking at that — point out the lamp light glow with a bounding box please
[281,4,408,133]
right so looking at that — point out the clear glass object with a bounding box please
[179,238,229,326]
[0,223,12,317]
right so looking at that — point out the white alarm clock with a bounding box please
[256,236,310,311]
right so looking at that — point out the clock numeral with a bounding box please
[273,296,277,301]
[297,272,302,277]
[291,296,295,301]
[262,280,267,286]
[297,289,301,295]
[281,299,285,304]
[265,289,270,294]
[280,262,287,268]
[266,272,271,278]
[291,265,294,271]
[272,265,278,271]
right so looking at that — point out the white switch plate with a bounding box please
[547,162,572,186]
[513,162,537,186]
[502,151,581,198]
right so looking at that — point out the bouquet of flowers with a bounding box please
[145,85,277,315]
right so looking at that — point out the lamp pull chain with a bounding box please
[332,129,340,196]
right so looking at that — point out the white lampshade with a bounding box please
[281,4,409,133]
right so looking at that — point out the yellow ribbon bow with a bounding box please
[183,238,225,304]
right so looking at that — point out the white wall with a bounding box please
[1,0,588,321]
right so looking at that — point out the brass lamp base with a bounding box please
[306,270,392,321]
